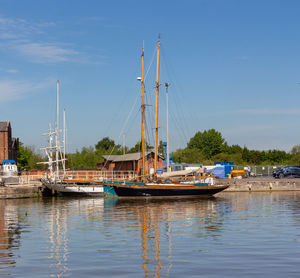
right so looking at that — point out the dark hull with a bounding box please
[111,185,228,197]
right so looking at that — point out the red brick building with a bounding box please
[98,151,163,175]
[0,121,18,164]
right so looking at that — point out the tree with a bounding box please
[291,145,300,154]
[17,142,31,170]
[158,140,164,158]
[128,141,153,153]
[17,143,47,170]
[171,148,206,164]
[187,129,225,159]
[69,147,98,169]
[95,137,120,152]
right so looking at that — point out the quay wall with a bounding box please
[217,177,300,192]
[0,184,41,199]
[1,177,300,199]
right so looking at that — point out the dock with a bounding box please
[0,177,300,199]
[217,177,300,192]
[0,183,41,199]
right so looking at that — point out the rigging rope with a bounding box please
[100,90,140,171]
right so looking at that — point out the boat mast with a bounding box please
[55,80,60,180]
[154,36,160,179]
[141,45,146,178]
[63,108,66,176]
[165,83,170,172]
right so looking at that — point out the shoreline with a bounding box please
[0,177,300,199]
[216,177,300,192]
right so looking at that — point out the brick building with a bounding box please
[0,121,19,164]
[98,151,163,175]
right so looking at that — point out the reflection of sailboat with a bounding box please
[104,38,229,197]
[115,197,220,278]
[44,197,106,278]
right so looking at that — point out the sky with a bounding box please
[1,0,300,153]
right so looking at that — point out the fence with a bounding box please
[20,170,137,184]
[19,166,283,184]
[234,165,283,177]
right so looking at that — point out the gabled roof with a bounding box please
[0,121,9,132]
[103,151,163,162]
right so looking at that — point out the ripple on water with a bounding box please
[0,193,299,277]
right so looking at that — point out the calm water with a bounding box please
[0,192,300,277]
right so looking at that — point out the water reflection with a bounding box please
[41,197,107,278]
[0,192,299,277]
[0,200,21,276]
[114,197,223,278]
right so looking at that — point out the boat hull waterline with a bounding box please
[43,182,104,196]
[105,183,229,197]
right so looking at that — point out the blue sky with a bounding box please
[1,0,300,153]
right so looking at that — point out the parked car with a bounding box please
[272,166,300,178]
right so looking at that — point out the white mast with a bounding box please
[49,124,53,177]
[56,80,60,180]
[63,108,66,176]
[165,83,170,172]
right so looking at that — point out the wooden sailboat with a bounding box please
[104,38,229,197]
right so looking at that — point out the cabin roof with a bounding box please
[103,151,163,162]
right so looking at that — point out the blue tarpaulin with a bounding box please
[214,166,226,178]
[2,160,16,165]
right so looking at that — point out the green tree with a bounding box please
[95,137,118,151]
[171,148,207,164]
[158,140,164,158]
[17,142,31,170]
[69,147,98,169]
[187,129,225,159]
[17,143,47,170]
[291,145,300,154]
[128,141,153,153]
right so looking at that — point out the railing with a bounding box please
[234,165,283,177]
[19,166,285,184]
[20,170,137,184]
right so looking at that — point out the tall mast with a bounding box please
[165,83,170,172]
[63,108,66,176]
[56,80,60,179]
[141,45,146,178]
[154,36,160,179]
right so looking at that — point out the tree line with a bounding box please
[17,129,300,170]
[171,129,300,166]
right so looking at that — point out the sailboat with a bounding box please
[103,38,229,197]
[40,81,104,196]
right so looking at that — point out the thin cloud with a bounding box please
[0,15,79,63]
[0,67,18,74]
[14,42,79,63]
[0,15,41,38]
[237,109,300,115]
[0,79,52,102]
[6,69,18,74]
